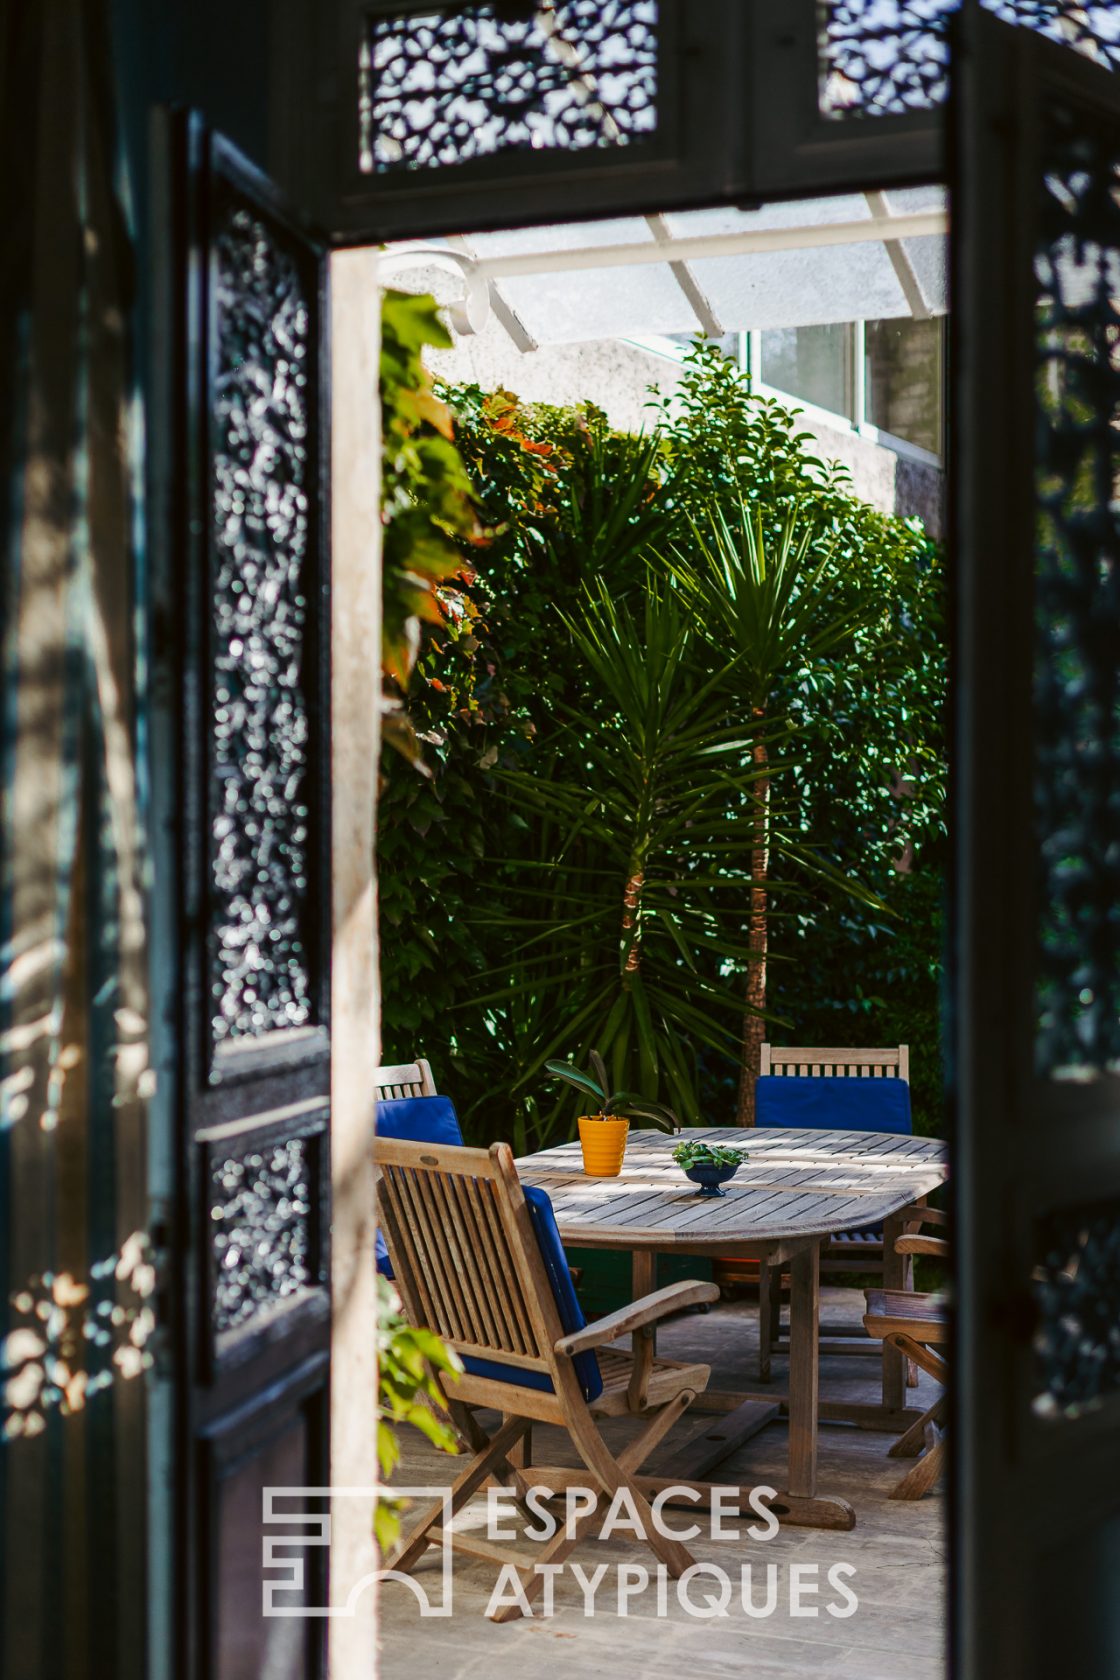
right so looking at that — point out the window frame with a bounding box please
[627,323,946,467]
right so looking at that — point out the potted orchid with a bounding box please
[545,1051,681,1178]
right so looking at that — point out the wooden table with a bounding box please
[517,1126,948,1531]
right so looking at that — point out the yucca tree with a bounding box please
[471,573,790,1131]
[674,499,882,1124]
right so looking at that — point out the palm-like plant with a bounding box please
[471,573,789,1131]
[673,499,882,1123]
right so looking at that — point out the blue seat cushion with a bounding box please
[376,1095,463,1277]
[755,1074,912,1136]
[463,1185,603,1405]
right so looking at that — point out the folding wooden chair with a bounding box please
[748,1043,914,1381]
[863,1205,948,1498]
[375,1135,719,1620]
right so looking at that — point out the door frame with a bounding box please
[147,110,382,1680]
[950,9,1120,1677]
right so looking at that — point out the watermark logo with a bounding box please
[262,1486,454,1619]
[263,1483,859,1622]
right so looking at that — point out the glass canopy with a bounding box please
[383,187,947,348]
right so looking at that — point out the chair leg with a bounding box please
[902,1252,920,1387]
[488,1396,697,1624]
[889,1332,947,1389]
[487,1478,606,1623]
[567,1405,695,1578]
[889,1429,946,1500]
[758,1260,780,1382]
[878,1330,947,1498]
[617,1389,694,1475]
[888,1393,947,1459]
[390,1413,529,1576]
[450,1400,532,1499]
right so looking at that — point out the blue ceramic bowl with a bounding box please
[683,1161,741,1197]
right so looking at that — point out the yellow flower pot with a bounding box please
[578,1114,629,1178]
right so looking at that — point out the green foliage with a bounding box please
[544,1049,682,1132]
[375,1274,462,1554]
[379,291,486,688]
[377,342,948,1150]
[482,575,788,1126]
[672,1140,749,1169]
[676,499,881,712]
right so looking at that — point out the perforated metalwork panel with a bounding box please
[1033,105,1120,1079]
[358,0,659,173]
[819,1,1120,119]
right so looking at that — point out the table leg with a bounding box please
[632,1250,656,1351]
[882,1212,906,1410]
[787,1239,820,1500]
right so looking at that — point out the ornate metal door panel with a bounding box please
[749,0,1120,200]
[276,0,749,241]
[166,114,332,1680]
[952,11,1120,1678]
[265,0,1120,239]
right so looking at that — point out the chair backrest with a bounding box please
[374,1058,437,1100]
[760,1043,910,1083]
[374,1136,602,1403]
[374,1087,464,1277]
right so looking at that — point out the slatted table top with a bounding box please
[516,1126,948,1249]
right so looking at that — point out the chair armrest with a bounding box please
[901,1204,948,1227]
[895,1204,949,1258]
[895,1235,949,1258]
[555,1280,720,1357]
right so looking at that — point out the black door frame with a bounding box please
[951,11,1120,1677]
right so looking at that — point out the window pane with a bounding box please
[864,316,944,456]
[758,324,853,419]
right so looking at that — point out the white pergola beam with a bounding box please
[644,213,724,338]
[446,234,539,350]
[469,210,947,281]
[865,191,933,321]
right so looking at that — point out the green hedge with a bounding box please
[378,344,947,1150]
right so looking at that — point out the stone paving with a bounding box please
[378,1290,946,1680]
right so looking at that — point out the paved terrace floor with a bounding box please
[379,1289,946,1680]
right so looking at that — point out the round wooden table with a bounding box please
[517,1126,948,1530]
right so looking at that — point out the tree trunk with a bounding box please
[735,715,769,1126]
[621,860,644,976]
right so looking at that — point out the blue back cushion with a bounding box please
[376,1095,463,1276]
[463,1185,603,1405]
[755,1074,912,1135]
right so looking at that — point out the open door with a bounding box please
[157,113,333,1680]
[952,10,1120,1678]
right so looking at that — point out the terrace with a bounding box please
[381,1289,945,1680]
[366,181,953,1676]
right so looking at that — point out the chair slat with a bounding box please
[380,1171,441,1333]
[445,1176,502,1350]
[461,1177,522,1355]
[430,1170,488,1348]
[395,1165,470,1345]
[481,1181,538,1356]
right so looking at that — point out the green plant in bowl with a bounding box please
[672,1140,749,1197]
